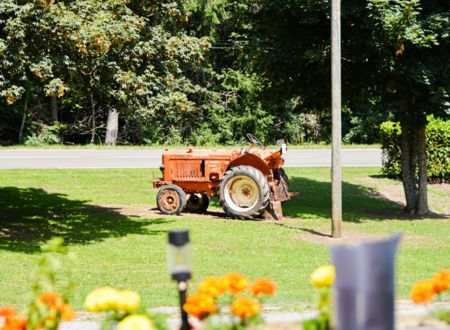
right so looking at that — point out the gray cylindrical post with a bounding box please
[331,0,342,238]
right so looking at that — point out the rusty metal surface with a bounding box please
[262,201,283,220]
[154,146,299,216]
[159,189,181,212]
[161,149,239,185]
[228,153,272,176]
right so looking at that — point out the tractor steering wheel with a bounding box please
[246,133,264,148]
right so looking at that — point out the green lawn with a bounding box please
[0,168,448,311]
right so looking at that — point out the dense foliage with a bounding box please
[0,0,210,145]
[381,116,450,183]
[1,0,449,151]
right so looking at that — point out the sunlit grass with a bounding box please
[0,168,448,311]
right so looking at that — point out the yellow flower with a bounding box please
[231,297,260,319]
[198,276,226,298]
[84,287,120,312]
[117,315,155,330]
[117,290,141,312]
[310,265,335,288]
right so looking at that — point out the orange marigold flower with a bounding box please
[231,297,260,319]
[251,278,277,297]
[222,272,248,295]
[433,269,450,294]
[0,307,27,330]
[60,304,75,321]
[5,315,28,330]
[411,280,436,304]
[39,291,62,306]
[183,293,217,320]
[0,306,16,317]
[198,276,226,298]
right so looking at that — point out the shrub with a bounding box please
[24,123,65,146]
[380,116,450,183]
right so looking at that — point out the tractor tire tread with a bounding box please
[219,165,270,220]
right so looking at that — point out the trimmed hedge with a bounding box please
[380,116,450,183]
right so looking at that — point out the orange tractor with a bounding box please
[153,134,297,220]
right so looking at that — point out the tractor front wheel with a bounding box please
[156,185,187,215]
[185,193,210,213]
[219,166,270,219]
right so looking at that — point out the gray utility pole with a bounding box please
[331,0,342,238]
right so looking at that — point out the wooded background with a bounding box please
[1,0,449,215]
[1,0,448,148]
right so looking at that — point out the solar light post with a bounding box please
[167,229,192,330]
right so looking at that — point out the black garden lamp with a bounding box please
[167,229,192,330]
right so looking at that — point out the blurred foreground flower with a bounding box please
[84,287,165,330]
[183,293,217,320]
[231,297,260,319]
[310,265,335,288]
[222,272,248,295]
[1,238,75,330]
[0,307,27,330]
[117,314,155,330]
[184,273,275,328]
[251,278,277,297]
[411,280,436,304]
[411,269,450,324]
[433,270,450,294]
[304,265,335,330]
[198,276,226,298]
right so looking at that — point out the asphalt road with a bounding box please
[0,148,381,169]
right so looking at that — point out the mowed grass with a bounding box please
[0,168,448,311]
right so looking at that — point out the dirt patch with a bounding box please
[292,229,384,246]
[362,177,406,206]
[96,204,228,220]
[96,204,387,245]
[361,177,450,216]
[430,182,450,193]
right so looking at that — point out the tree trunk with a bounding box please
[416,122,429,215]
[50,96,58,122]
[90,95,96,144]
[105,108,119,146]
[399,101,418,214]
[19,96,28,144]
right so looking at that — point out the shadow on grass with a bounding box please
[198,175,447,223]
[282,177,447,222]
[0,187,173,253]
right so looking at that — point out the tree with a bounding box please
[0,0,209,145]
[0,0,69,141]
[365,0,450,214]
[247,0,449,215]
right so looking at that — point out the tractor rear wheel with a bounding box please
[185,193,210,213]
[219,166,270,219]
[156,185,187,215]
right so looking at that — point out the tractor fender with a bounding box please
[228,153,271,176]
